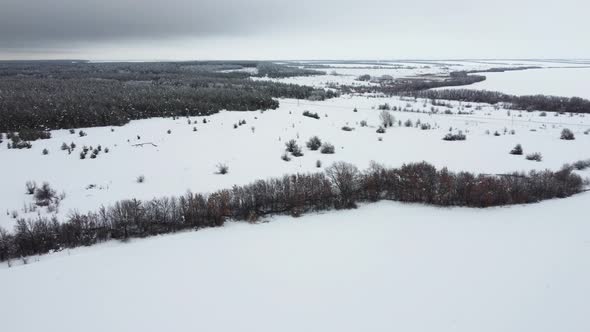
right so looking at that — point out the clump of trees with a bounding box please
[0,61,336,132]
[0,160,584,263]
[379,110,395,128]
[285,139,304,157]
[409,89,590,114]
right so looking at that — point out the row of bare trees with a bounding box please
[0,161,585,262]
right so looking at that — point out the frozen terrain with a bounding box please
[2,94,589,229]
[2,196,590,332]
[439,67,590,99]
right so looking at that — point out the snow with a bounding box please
[439,67,590,99]
[1,195,590,332]
[2,94,590,229]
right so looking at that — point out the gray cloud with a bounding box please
[0,0,588,59]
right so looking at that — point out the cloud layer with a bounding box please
[0,0,588,59]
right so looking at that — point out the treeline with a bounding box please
[342,71,487,95]
[0,61,332,132]
[408,89,590,114]
[0,161,585,262]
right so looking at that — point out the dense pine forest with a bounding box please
[0,61,334,132]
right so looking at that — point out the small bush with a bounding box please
[216,163,229,174]
[316,160,322,168]
[404,119,413,127]
[167,129,172,134]
[560,128,575,140]
[360,120,368,127]
[42,148,49,155]
[540,112,547,117]
[61,142,69,151]
[526,152,543,162]
[320,143,335,154]
[281,153,291,162]
[303,111,320,119]
[341,126,353,131]
[443,132,466,141]
[79,130,87,137]
[25,181,37,195]
[494,131,501,136]
[285,139,299,153]
[69,129,76,134]
[306,136,322,151]
[136,175,146,183]
[34,182,56,206]
[376,127,386,134]
[510,144,523,155]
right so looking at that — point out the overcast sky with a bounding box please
[0,0,587,60]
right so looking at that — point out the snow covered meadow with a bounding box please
[1,59,590,332]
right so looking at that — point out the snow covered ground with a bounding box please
[438,67,590,99]
[2,94,589,229]
[2,196,590,332]
[254,60,589,88]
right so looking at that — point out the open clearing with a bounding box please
[2,196,590,332]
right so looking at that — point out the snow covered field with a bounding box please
[2,196,589,332]
[439,67,590,99]
[2,94,589,229]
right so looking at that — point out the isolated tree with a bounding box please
[379,110,394,128]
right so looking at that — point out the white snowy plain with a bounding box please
[1,61,590,332]
[1,196,589,332]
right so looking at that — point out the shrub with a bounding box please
[69,129,76,134]
[79,130,87,137]
[526,152,543,161]
[42,148,49,155]
[376,127,386,134]
[34,182,56,206]
[136,175,146,183]
[104,147,110,153]
[341,126,353,131]
[303,110,320,119]
[404,119,413,127]
[291,145,304,157]
[306,136,322,150]
[320,143,335,154]
[442,132,466,141]
[61,142,69,151]
[540,112,547,117]
[216,163,229,174]
[316,160,322,168]
[167,129,172,134]
[510,144,523,155]
[360,120,368,127]
[560,128,575,140]
[25,181,37,195]
[281,153,291,162]
[494,131,501,136]
[378,103,391,110]
[285,139,299,153]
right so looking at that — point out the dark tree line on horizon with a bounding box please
[0,61,333,132]
[409,89,590,114]
[0,161,585,263]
